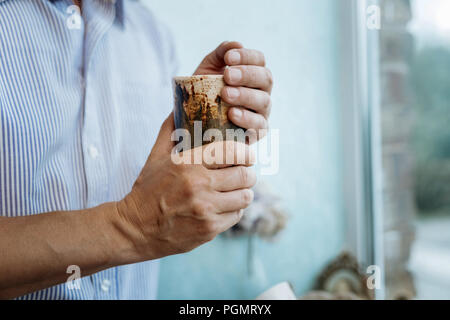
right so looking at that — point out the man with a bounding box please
[0,0,272,299]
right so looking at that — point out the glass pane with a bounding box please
[379,0,450,299]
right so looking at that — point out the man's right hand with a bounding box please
[113,113,257,261]
[0,112,256,298]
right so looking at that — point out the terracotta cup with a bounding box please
[172,75,241,149]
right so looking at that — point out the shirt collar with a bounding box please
[116,0,124,25]
[48,0,125,26]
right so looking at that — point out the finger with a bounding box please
[178,141,255,168]
[224,66,273,92]
[202,41,244,70]
[211,166,257,192]
[222,87,271,117]
[201,141,256,169]
[225,48,266,67]
[213,189,254,213]
[214,210,244,234]
[150,112,175,158]
[228,107,269,132]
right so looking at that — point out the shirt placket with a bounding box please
[80,0,118,300]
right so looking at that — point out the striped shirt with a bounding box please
[0,0,177,299]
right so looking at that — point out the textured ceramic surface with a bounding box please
[173,75,241,148]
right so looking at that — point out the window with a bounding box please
[367,0,450,299]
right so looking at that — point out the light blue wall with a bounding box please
[143,0,345,299]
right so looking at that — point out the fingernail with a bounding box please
[231,107,243,119]
[228,51,241,64]
[228,68,242,83]
[226,87,240,99]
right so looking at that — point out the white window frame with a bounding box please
[339,0,385,299]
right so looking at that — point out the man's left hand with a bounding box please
[194,41,273,140]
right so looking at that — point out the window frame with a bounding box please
[339,0,385,299]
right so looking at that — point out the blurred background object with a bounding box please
[378,0,450,299]
[301,252,374,300]
[226,181,288,240]
[378,0,417,300]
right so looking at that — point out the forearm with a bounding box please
[0,202,138,299]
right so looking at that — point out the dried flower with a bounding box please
[226,181,288,240]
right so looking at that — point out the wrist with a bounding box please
[95,201,144,267]
[104,195,164,265]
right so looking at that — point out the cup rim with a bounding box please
[173,74,224,82]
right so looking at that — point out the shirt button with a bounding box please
[79,73,86,90]
[88,145,99,159]
[101,279,111,292]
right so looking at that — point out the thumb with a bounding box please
[150,112,175,158]
[195,41,243,73]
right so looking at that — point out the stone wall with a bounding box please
[379,0,416,300]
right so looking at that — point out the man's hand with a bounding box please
[194,41,273,140]
[0,113,256,299]
[114,113,257,260]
